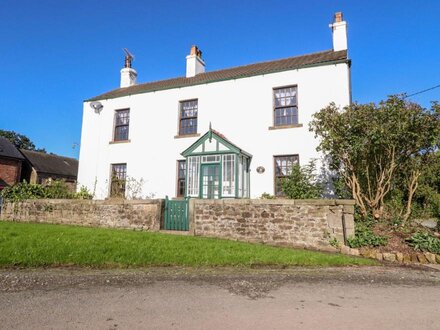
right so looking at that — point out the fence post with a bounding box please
[187,198,195,235]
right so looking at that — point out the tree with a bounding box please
[281,161,322,199]
[401,150,440,222]
[310,96,439,221]
[0,129,46,152]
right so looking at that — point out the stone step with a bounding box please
[159,230,190,236]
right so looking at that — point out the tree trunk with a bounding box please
[401,170,421,226]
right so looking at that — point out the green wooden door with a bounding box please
[200,164,221,199]
[164,197,189,231]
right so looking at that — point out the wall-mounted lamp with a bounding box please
[90,101,103,114]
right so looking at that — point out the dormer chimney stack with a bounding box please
[186,45,205,78]
[120,48,137,88]
[329,12,347,52]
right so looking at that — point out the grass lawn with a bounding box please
[0,221,377,268]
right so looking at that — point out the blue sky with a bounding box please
[1,0,439,158]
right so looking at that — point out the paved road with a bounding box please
[0,266,439,329]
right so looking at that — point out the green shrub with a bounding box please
[0,180,93,202]
[347,221,388,248]
[331,174,352,199]
[45,180,73,199]
[75,186,93,200]
[260,192,275,199]
[406,232,440,254]
[329,237,341,248]
[281,161,322,199]
[0,181,46,201]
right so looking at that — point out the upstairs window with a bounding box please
[273,86,298,126]
[176,160,186,197]
[110,163,127,197]
[114,109,130,141]
[179,100,198,135]
[274,155,299,196]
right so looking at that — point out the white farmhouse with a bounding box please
[78,12,351,200]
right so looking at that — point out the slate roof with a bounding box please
[20,150,78,178]
[0,136,25,160]
[87,49,348,101]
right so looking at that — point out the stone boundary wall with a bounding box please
[190,199,355,250]
[0,199,163,231]
[1,198,355,251]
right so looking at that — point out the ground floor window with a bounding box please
[187,156,200,197]
[274,155,299,196]
[110,163,127,197]
[176,160,186,197]
[222,154,235,197]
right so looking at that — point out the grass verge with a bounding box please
[0,221,377,267]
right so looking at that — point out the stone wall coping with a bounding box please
[5,198,355,206]
[193,198,355,206]
[7,199,164,205]
[5,198,355,209]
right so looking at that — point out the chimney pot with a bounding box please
[186,45,205,77]
[334,12,343,23]
[190,45,202,58]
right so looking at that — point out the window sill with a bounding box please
[174,133,201,139]
[109,139,131,144]
[268,124,303,130]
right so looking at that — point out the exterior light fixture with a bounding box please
[90,101,103,114]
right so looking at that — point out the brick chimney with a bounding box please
[329,12,347,52]
[186,45,205,78]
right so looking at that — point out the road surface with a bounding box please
[0,266,439,329]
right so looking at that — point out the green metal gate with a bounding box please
[164,196,189,231]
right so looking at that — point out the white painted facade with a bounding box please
[78,13,351,200]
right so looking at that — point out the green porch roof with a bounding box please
[181,128,252,158]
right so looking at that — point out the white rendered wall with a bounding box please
[78,62,351,199]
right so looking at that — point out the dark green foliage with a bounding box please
[281,162,322,199]
[0,129,46,152]
[329,237,341,248]
[310,96,440,220]
[0,182,46,201]
[331,174,352,199]
[0,181,92,201]
[347,221,388,248]
[411,152,440,219]
[260,193,275,199]
[76,186,94,200]
[44,180,74,199]
[406,232,440,254]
